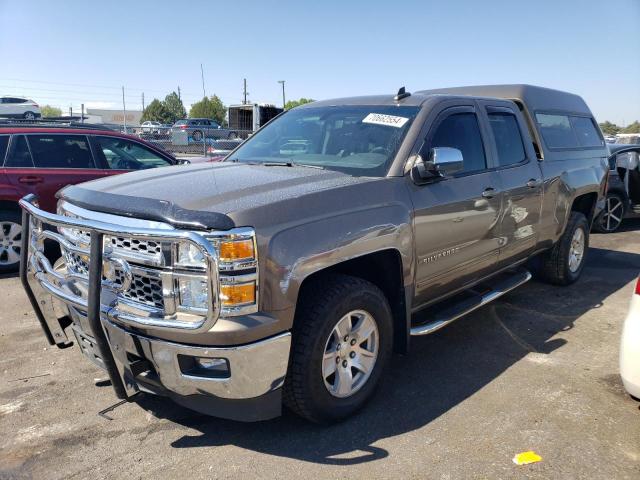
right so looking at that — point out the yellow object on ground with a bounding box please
[512,451,542,465]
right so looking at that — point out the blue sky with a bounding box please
[0,0,638,124]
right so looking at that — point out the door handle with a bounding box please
[481,187,498,199]
[18,176,44,184]
[526,179,541,188]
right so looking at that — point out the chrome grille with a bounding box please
[65,251,89,276]
[117,270,164,309]
[108,236,162,256]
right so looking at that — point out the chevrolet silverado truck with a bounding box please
[19,85,609,423]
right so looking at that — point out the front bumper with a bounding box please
[18,194,291,421]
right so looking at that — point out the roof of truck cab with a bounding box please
[416,84,592,116]
[299,85,592,115]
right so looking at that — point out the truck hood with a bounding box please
[59,162,379,230]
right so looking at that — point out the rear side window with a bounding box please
[0,136,9,165]
[488,113,526,166]
[570,116,603,147]
[429,112,487,173]
[27,135,94,169]
[5,135,34,168]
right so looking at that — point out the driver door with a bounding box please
[409,104,504,307]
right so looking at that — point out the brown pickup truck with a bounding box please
[19,84,608,423]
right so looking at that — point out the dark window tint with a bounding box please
[430,113,486,172]
[0,136,9,164]
[488,113,526,166]
[95,136,172,170]
[5,135,34,168]
[2,97,26,104]
[535,113,578,148]
[570,116,603,147]
[28,135,94,169]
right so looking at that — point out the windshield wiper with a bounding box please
[263,161,324,170]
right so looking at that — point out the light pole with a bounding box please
[278,80,286,109]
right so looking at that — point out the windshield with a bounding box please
[227,105,420,176]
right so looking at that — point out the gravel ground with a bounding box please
[1,222,639,480]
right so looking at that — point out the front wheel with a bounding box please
[192,130,203,141]
[284,274,393,423]
[536,211,589,285]
[227,132,238,140]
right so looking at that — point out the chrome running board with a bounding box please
[410,269,532,336]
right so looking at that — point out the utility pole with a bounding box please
[243,78,248,104]
[122,86,127,131]
[142,92,145,111]
[81,103,84,123]
[200,64,206,98]
[177,86,181,100]
[278,80,286,109]
[69,105,72,117]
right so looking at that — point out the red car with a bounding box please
[0,124,180,273]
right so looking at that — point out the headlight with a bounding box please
[177,276,209,311]
[177,242,206,267]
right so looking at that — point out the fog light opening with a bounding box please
[179,355,230,379]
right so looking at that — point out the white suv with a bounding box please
[0,97,41,119]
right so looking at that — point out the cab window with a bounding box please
[488,112,526,166]
[429,112,486,173]
[94,136,172,170]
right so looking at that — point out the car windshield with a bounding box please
[227,105,420,176]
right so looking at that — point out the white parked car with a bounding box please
[0,96,41,119]
[621,276,640,399]
[141,121,162,134]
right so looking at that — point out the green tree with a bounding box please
[284,98,314,110]
[621,121,640,134]
[164,91,186,123]
[141,99,171,123]
[189,95,226,124]
[599,121,620,136]
[40,105,62,118]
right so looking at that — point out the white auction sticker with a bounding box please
[362,113,409,128]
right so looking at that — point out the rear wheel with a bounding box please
[192,130,203,141]
[227,132,238,140]
[23,111,36,120]
[284,274,393,423]
[0,211,22,274]
[536,211,589,285]
[594,192,626,233]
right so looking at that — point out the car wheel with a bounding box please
[0,211,22,274]
[536,211,589,285]
[283,274,393,423]
[594,192,626,233]
[228,132,238,139]
[192,130,203,141]
[23,111,36,120]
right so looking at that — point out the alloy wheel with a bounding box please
[599,196,624,232]
[568,227,585,273]
[0,221,21,267]
[322,309,379,398]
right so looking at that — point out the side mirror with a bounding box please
[411,147,464,184]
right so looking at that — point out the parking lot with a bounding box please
[0,223,638,480]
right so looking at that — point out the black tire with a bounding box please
[283,274,393,424]
[227,132,238,140]
[192,130,203,141]
[23,111,36,120]
[0,210,22,274]
[593,192,626,233]
[536,211,589,285]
